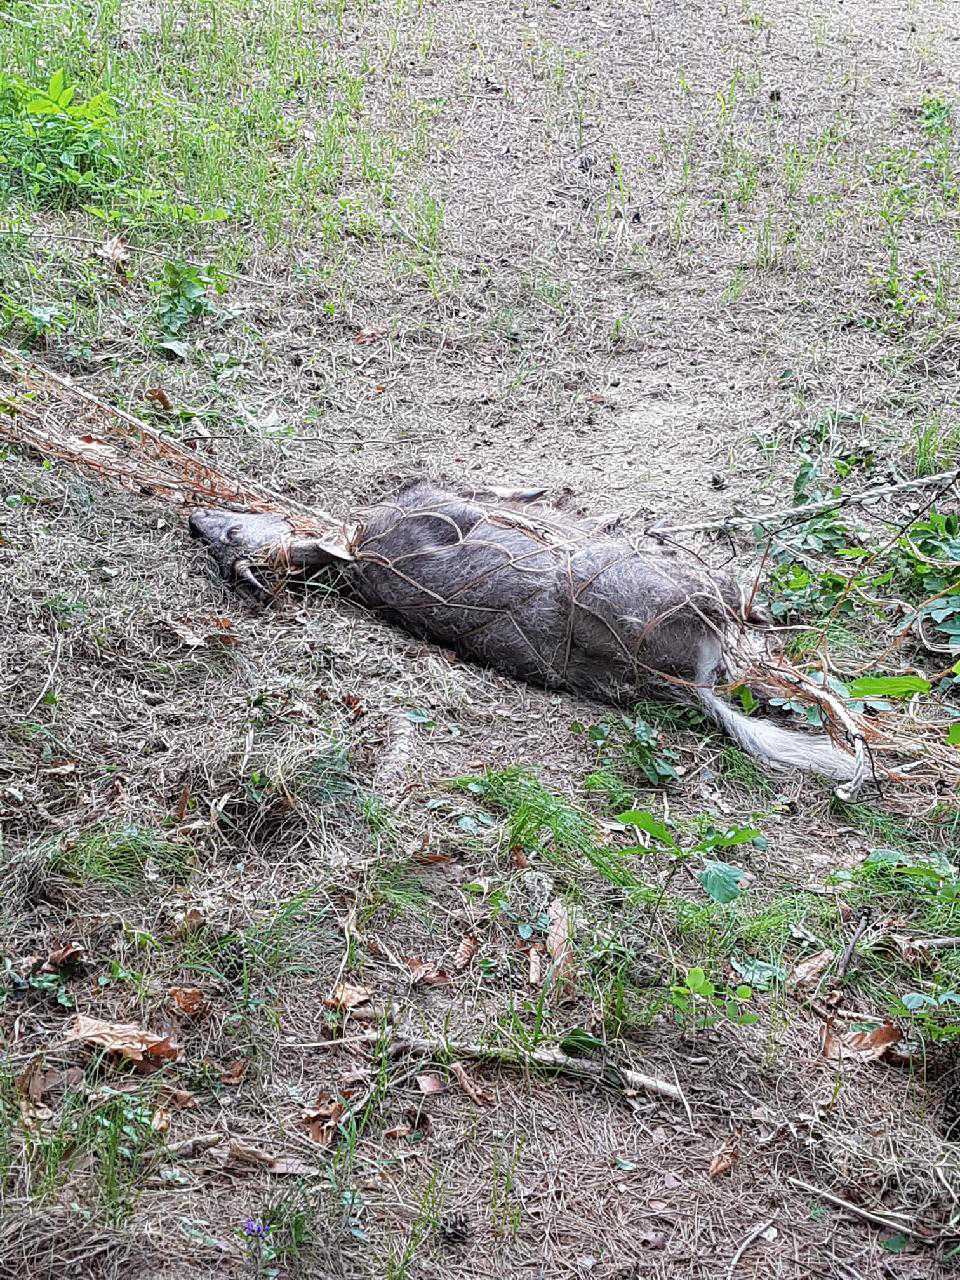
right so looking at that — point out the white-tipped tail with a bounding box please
[694,686,857,782]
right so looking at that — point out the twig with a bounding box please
[642,468,960,538]
[836,912,871,982]
[726,1216,777,1280]
[304,1028,684,1104]
[907,936,960,950]
[388,1034,685,1106]
[788,1177,931,1240]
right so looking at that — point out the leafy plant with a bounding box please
[616,808,761,905]
[669,966,758,1029]
[573,714,679,786]
[0,70,120,207]
[151,260,226,357]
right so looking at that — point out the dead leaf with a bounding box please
[546,898,575,998]
[510,847,531,869]
[528,942,544,987]
[158,1084,198,1110]
[324,982,373,1012]
[791,949,834,988]
[96,234,129,274]
[164,617,211,648]
[168,986,208,1018]
[453,934,478,971]
[383,1122,413,1140]
[17,1059,48,1105]
[708,1133,740,1179]
[416,1073,445,1096]
[822,1020,902,1063]
[145,386,174,412]
[636,1230,668,1250]
[450,1061,494,1107]
[151,1107,170,1134]
[65,1014,181,1065]
[354,328,385,345]
[301,1093,346,1146]
[220,1058,249,1086]
[167,1131,223,1159]
[40,942,85,972]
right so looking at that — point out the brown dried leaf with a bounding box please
[822,1020,902,1063]
[791,949,834,988]
[145,386,174,412]
[164,617,211,648]
[17,1059,48,1105]
[510,847,531,869]
[405,957,450,986]
[453,934,478,971]
[159,1084,198,1110]
[65,1014,181,1064]
[40,942,86,972]
[416,1073,445,1096]
[169,986,208,1018]
[220,1058,249,1086]
[450,1061,494,1107]
[168,1132,223,1160]
[546,898,575,998]
[708,1134,740,1179]
[528,942,544,987]
[324,982,372,1011]
[96,234,129,272]
[301,1093,346,1146]
[151,1107,170,1134]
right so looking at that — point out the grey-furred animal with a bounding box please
[188,479,857,785]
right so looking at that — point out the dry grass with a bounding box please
[2,1,960,1277]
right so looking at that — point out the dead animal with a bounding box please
[189,480,862,792]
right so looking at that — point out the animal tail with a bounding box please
[691,635,859,788]
[693,685,858,782]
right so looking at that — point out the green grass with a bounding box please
[49,824,191,890]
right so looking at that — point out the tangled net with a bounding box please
[2,346,958,810]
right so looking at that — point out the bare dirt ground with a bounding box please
[2,1,960,1277]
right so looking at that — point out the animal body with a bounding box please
[189,480,858,785]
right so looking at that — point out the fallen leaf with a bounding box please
[169,986,208,1017]
[96,234,129,273]
[151,1107,170,1134]
[40,942,85,972]
[404,957,450,986]
[164,616,238,649]
[528,942,544,987]
[164,617,211,648]
[354,328,385,345]
[453,934,478,971]
[324,982,373,1011]
[220,1058,249,1086]
[822,1020,902,1063]
[168,1132,223,1159]
[510,847,531,869]
[416,1073,445,1096]
[159,1084,198,1110]
[708,1133,740,1179]
[791,949,834,988]
[636,1230,668,1250]
[17,1059,48,1105]
[145,386,174,412]
[65,1014,181,1065]
[546,898,575,998]
[450,1061,494,1107]
[301,1093,346,1146]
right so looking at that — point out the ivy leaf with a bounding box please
[730,956,785,991]
[698,860,748,904]
[847,676,930,699]
[948,723,960,746]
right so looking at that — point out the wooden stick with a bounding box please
[389,1034,686,1106]
[788,1177,931,1240]
[302,1029,684,1105]
[726,1216,777,1279]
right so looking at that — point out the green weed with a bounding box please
[49,825,190,891]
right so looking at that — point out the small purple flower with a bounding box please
[243,1218,272,1239]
